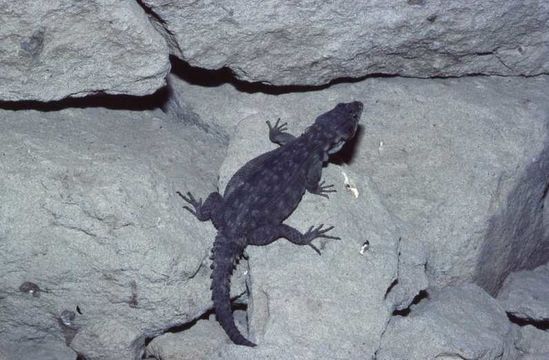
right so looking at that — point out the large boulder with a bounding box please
[0,0,169,102]
[144,0,549,85]
[376,283,518,360]
[497,263,549,322]
[0,107,226,359]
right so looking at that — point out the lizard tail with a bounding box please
[210,234,256,347]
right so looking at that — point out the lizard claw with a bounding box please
[308,243,322,256]
[304,224,340,242]
[317,181,337,199]
[267,118,288,133]
[177,191,203,217]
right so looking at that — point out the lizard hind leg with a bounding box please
[177,191,223,223]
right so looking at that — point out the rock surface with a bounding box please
[497,263,549,322]
[144,0,549,85]
[515,325,549,356]
[376,283,518,360]
[0,0,169,101]
[0,107,226,359]
[145,315,234,360]
[172,73,549,292]
[2,1,548,101]
[1,73,548,358]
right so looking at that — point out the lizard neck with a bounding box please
[298,124,333,160]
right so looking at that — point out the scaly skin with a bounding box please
[179,101,363,346]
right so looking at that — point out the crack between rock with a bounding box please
[374,236,403,359]
[135,0,183,57]
[384,236,402,300]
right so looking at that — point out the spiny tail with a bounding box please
[210,234,256,347]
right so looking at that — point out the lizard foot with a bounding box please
[316,181,336,199]
[177,191,203,218]
[266,118,288,135]
[303,224,340,255]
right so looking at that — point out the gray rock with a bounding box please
[145,315,229,360]
[0,1,169,101]
[519,355,549,360]
[0,342,76,360]
[515,325,549,355]
[145,0,548,85]
[0,107,226,359]
[2,73,548,358]
[172,74,549,293]
[377,283,518,360]
[385,236,429,311]
[498,263,549,322]
[70,318,144,360]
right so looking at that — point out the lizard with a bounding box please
[178,101,364,347]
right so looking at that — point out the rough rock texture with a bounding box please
[515,325,549,356]
[376,283,519,360]
[0,107,227,359]
[1,73,548,358]
[144,0,548,85]
[172,73,549,292]
[145,315,230,360]
[0,0,170,101]
[497,263,549,322]
[2,1,548,101]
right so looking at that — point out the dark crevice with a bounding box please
[384,279,399,300]
[170,56,396,95]
[143,302,249,347]
[507,313,549,330]
[135,0,183,57]
[135,0,168,26]
[0,86,170,112]
[0,55,390,111]
[541,180,549,206]
[392,290,429,316]
[163,308,216,336]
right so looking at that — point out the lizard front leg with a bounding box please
[266,118,296,146]
[247,223,340,255]
[177,191,223,223]
[305,160,336,198]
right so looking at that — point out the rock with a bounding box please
[172,74,549,292]
[70,318,144,360]
[2,72,548,358]
[144,1,548,85]
[498,263,549,322]
[519,355,549,360]
[145,315,228,360]
[0,107,226,359]
[377,283,518,360]
[385,236,429,311]
[0,1,169,101]
[515,325,549,355]
[0,342,76,360]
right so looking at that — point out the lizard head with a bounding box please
[314,101,363,154]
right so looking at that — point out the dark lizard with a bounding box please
[178,101,363,347]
